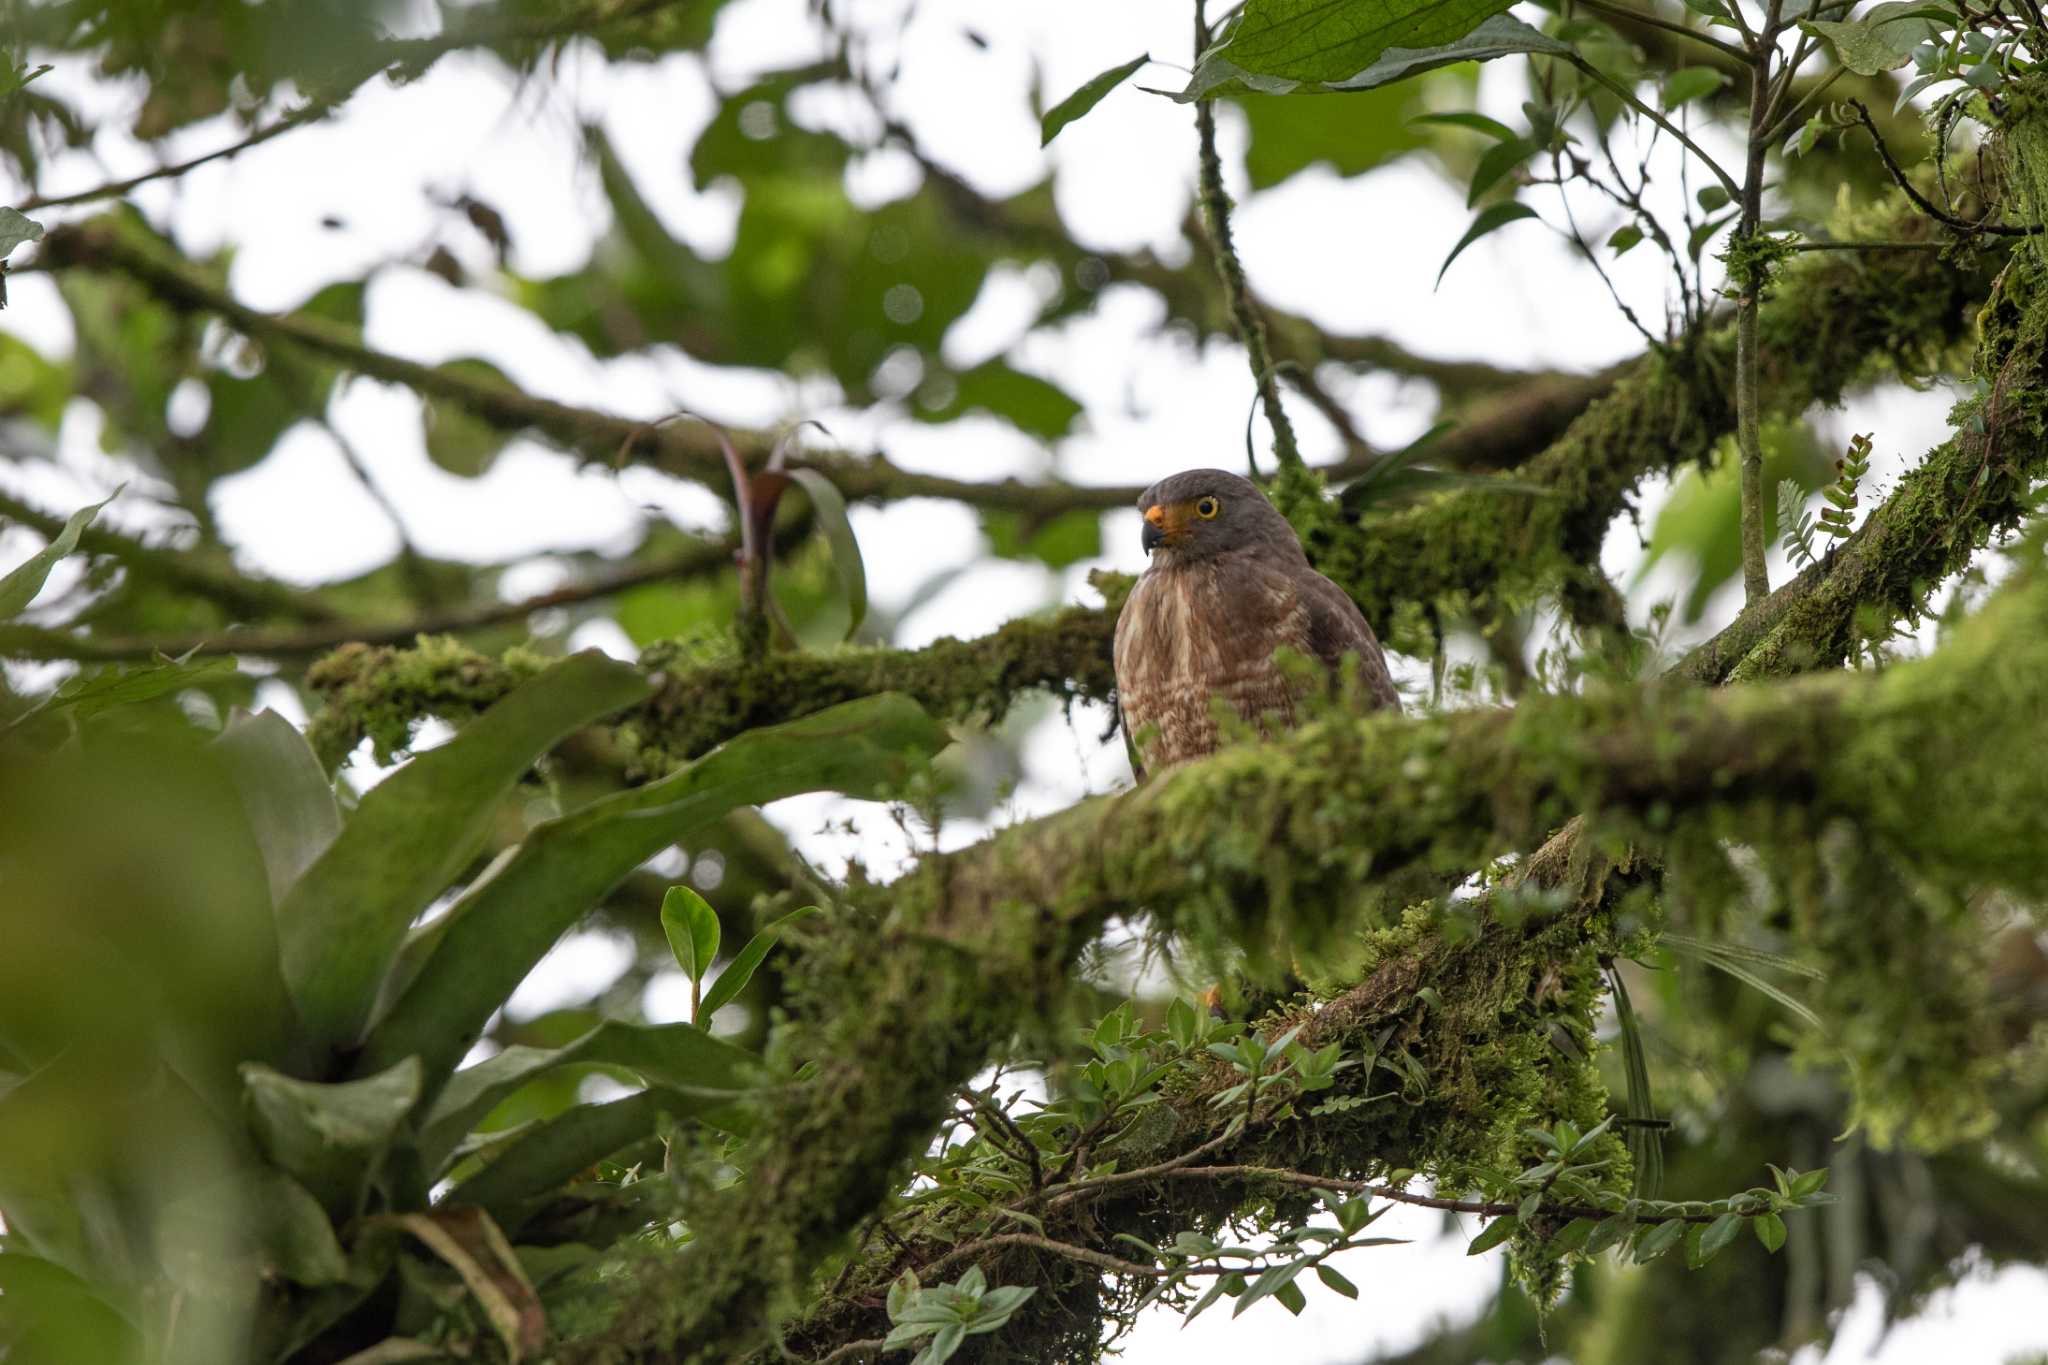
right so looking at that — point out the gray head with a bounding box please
[1135,468,1304,564]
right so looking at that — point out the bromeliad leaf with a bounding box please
[1041,54,1148,144]
[785,467,868,640]
[277,651,652,1052]
[213,709,343,907]
[356,693,948,1096]
[417,1018,764,1171]
[240,1057,423,1214]
[1437,202,1538,286]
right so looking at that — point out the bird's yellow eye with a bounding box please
[1195,496,1220,519]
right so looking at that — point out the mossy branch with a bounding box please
[612,554,2048,1363]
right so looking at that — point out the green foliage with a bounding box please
[1040,55,1149,145]
[0,490,112,619]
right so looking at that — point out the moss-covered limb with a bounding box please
[302,593,1126,769]
[775,828,1634,1365]
[1694,257,2048,684]
[0,487,343,626]
[1300,211,1997,639]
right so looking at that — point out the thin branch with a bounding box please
[1847,99,2040,236]
[1571,0,1754,64]
[17,104,330,212]
[1569,58,1742,198]
[1759,66,1847,147]
[1193,0,1302,472]
[0,537,744,662]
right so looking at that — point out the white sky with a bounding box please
[2,0,2041,1358]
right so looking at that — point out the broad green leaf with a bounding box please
[0,490,115,620]
[1756,1210,1788,1252]
[1179,14,1567,99]
[1696,1211,1743,1263]
[1660,66,1729,108]
[213,709,343,907]
[1437,201,1538,286]
[0,206,43,259]
[661,885,721,984]
[981,507,1102,570]
[1212,0,1519,84]
[241,1057,423,1214]
[785,467,868,641]
[1466,1215,1518,1254]
[357,694,947,1096]
[698,904,819,1022]
[0,1253,138,1362]
[278,650,652,1052]
[422,358,518,477]
[38,656,239,723]
[419,1018,764,1170]
[1315,1263,1359,1298]
[1608,224,1644,255]
[1240,79,1427,188]
[1041,54,1148,145]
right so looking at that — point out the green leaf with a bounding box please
[661,885,721,985]
[1315,1263,1359,1298]
[981,507,1101,570]
[213,708,343,907]
[1633,1218,1687,1263]
[919,360,1083,439]
[1209,0,1521,85]
[1466,1216,1518,1254]
[1041,54,1148,145]
[1789,1167,1831,1198]
[1467,137,1532,206]
[278,651,652,1052]
[357,694,948,1095]
[915,1322,966,1365]
[450,1090,687,1228]
[1410,109,1517,140]
[417,1019,764,1171]
[698,904,819,1022]
[1274,1280,1308,1314]
[1756,1210,1788,1252]
[784,467,868,641]
[1696,1211,1743,1264]
[1688,210,1734,262]
[1239,80,1425,188]
[1586,1212,1634,1255]
[1696,184,1731,212]
[16,656,239,731]
[422,358,517,477]
[1549,1217,1598,1254]
[1437,202,1538,286]
[1608,224,1644,255]
[0,206,43,259]
[0,490,115,620]
[1660,66,1729,108]
[1802,9,1939,75]
[1177,15,1568,99]
[241,1056,423,1213]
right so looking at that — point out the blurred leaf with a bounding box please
[419,1019,762,1171]
[1206,0,1519,84]
[916,360,1083,439]
[1438,201,1538,285]
[1041,54,1148,145]
[983,507,1102,570]
[358,694,949,1095]
[279,651,652,1052]
[1466,136,1531,205]
[784,467,868,640]
[1636,422,1828,620]
[0,489,114,620]
[1409,109,1516,140]
[661,885,721,984]
[0,205,44,258]
[690,67,851,189]
[0,1252,138,1363]
[699,905,818,1023]
[212,709,343,907]
[422,359,517,477]
[242,1056,422,1213]
[1802,6,1941,76]
[1467,1215,1518,1254]
[1659,66,1729,108]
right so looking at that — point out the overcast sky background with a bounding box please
[2,0,2042,1358]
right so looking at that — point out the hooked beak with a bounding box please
[1140,503,1184,553]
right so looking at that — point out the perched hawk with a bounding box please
[1113,468,1398,776]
